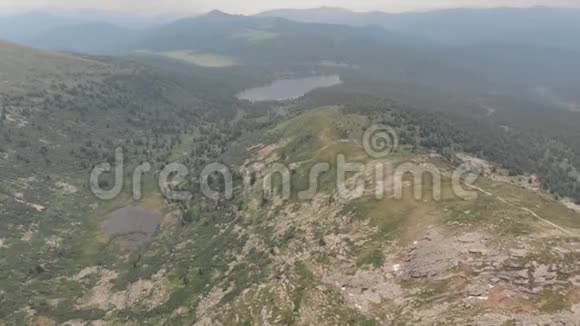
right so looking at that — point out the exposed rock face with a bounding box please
[76,268,170,311]
[402,230,499,280]
[324,269,404,313]
[383,225,580,325]
[402,228,461,279]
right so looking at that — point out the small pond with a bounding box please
[102,206,163,249]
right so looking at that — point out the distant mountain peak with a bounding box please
[205,9,233,17]
[311,6,353,12]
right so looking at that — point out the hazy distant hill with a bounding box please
[32,22,136,53]
[131,10,426,53]
[124,11,495,97]
[133,10,580,94]
[7,7,580,52]
[5,8,579,107]
[258,7,380,26]
[15,9,579,105]
[260,6,580,50]
[434,45,580,85]
[0,10,171,48]
[0,12,81,45]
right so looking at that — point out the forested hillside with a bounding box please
[0,41,258,323]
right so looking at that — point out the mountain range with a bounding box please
[4,6,580,51]
[2,8,578,93]
[260,6,580,50]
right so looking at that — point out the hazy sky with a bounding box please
[1,0,580,15]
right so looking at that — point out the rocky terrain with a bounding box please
[162,108,580,325]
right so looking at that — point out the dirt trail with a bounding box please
[462,182,575,236]
[403,206,434,245]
